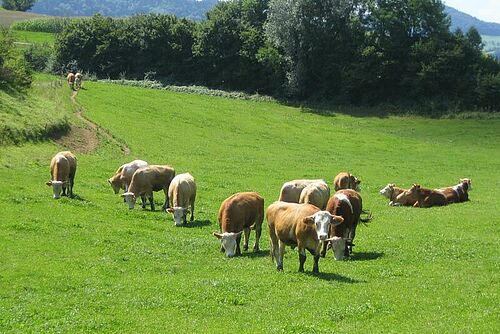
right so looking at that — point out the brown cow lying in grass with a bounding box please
[213,192,264,257]
[436,178,472,203]
[379,183,418,206]
[267,202,343,273]
[407,184,448,208]
[333,172,361,192]
[46,151,77,199]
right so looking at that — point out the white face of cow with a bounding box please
[331,236,346,260]
[121,192,136,209]
[46,180,64,199]
[354,178,361,192]
[379,184,393,198]
[166,207,189,226]
[306,211,344,241]
[213,231,243,257]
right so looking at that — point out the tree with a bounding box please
[2,0,37,11]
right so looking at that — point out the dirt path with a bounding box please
[55,89,130,155]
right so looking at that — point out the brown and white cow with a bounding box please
[267,202,344,273]
[66,72,75,90]
[46,151,77,199]
[333,172,361,192]
[324,189,365,260]
[298,181,331,210]
[213,192,264,257]
[121,165,175,211]
[407,184,447,208]
[108,160,148,194]
[379,183,417,206]
[166,173,197,226]
[279,179,327,203]
[436,178,472,203]
[74,72,83,90]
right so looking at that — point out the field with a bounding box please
[0,8,46,27]
[10,30,55,44]
[0,77,499,333]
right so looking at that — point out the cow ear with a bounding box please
[46,181,52,186]
[107,179,112,184]
[166,208,174,213]
[331,215,344,224]
[302,215,315,225]
[120,194,126,198]
[213,232,223,239]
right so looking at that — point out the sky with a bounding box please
[444,0,500,24]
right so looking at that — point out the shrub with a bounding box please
[0,29,32,90]
[476,74,500,111]
[23,42,53,71]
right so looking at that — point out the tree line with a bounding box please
[41,0,500,111]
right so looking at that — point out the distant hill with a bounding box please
[445,6,500,36]
[29,0,219,20]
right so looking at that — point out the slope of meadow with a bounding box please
[0,79,498,333]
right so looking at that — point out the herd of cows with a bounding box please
[46,151,472,273]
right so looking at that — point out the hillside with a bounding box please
[29,0,218,20]
[0,7,46,27]
[445,6,500,35]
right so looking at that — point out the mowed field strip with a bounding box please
[0,79,499,333]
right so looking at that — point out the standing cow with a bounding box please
[279,179,327,203]
[267,202,344,273]
[108,160,148,194]
[298,181,330,210]
[333,172,361,192]
[74,72,83,90]
[166,173,197,226]
[66,72,75,90]
[122,165,175,211]
[46,151,77,199]
[213,192,264,257]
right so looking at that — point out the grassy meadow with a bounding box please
[0,77,499,333]
[10,30,55,45]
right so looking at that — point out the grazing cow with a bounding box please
[298,181,331,210]
[74,72,83,90]
[66,72,75,90]
[407,184,447,208]
[166,173,197,226]
[324,189,365,260]
[267,202,344,273]
[121,165,175,211]
[108,160,148,194]
[333,172,361,192]
[436,178,472,203]
[213,192,264,257]
[46,151,77,199]
[279,179,327,203]
[379,183,417,206]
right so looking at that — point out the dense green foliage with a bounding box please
[10,17,74,33]
[0,29,31,89]
[30,0,218,20]
[1,0,36,12]
[1,77,499,332]
[52,0,500,112]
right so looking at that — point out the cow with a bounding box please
[279,179,327,203]
[108,160,148,194]
[74,72,83,90]
[436,178,472,203]
[333,172,361,192]
[298,181,330,210]
[46,151,77,199]
[407,184,448,208]
[379,183,417,206]
[66,72,75,90]
[166,173,197,226]
[267,202,344,273]
[121,165,175,211]
[324,189,365,260]
[213,192,264,257]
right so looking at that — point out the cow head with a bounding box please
[166,207,190,226]
[460,178,472,191]
[213,231,243,257]
[379,183,395,199]
[303,211,344,241]
[329,236,347,260]
[121,192,136,209]
[108,177,122,194]
[353,177,361,192]
[46,180,64,199]
[407,184,421,196]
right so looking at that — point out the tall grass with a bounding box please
[10,17,75,33]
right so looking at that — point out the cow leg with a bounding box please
[190,201,195,222]
[312,254,320,273]
[320,241,328,258]
[277,240,285,271]
[243,228,250,251]
[253,224,261,252]
[149,194,155,211]
[236,233,242,255]
[140,195,147,209]
[298,248,306,272]
[163,188,169,210]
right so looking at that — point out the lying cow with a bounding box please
[46,151,77,199]
[279,179,327,203]
[66,72,75,90]
[324,189,366,260]
[379,183,417,206]
[213,192,264,257]
[298,181,330,210]
[122,165,175,211]
[166,173,197,226]
[407,184,447,208]
[267,202,344,273]
[108,160,148,194]
[436,178,472,203]
[333,172,361,192]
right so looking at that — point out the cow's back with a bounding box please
[169,173,196,207]
[219,192,263,233]
[279,179,324,203]
[299,182,330,209]
[326,189,361,237]
[267,202,319,245]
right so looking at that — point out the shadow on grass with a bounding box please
[350,252,384,261]
[240,249,270,258]
[305,271,366,283]
[68,194,86,201]
[182,220,212,228]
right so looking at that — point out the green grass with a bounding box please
[10,29,55,44]
[0,78,499,333]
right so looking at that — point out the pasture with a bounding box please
[0,77,499,333]
[10,30,55,45]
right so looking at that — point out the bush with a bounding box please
[476,74,500,111]
[23,42,53,71]
[0,29,32,90]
